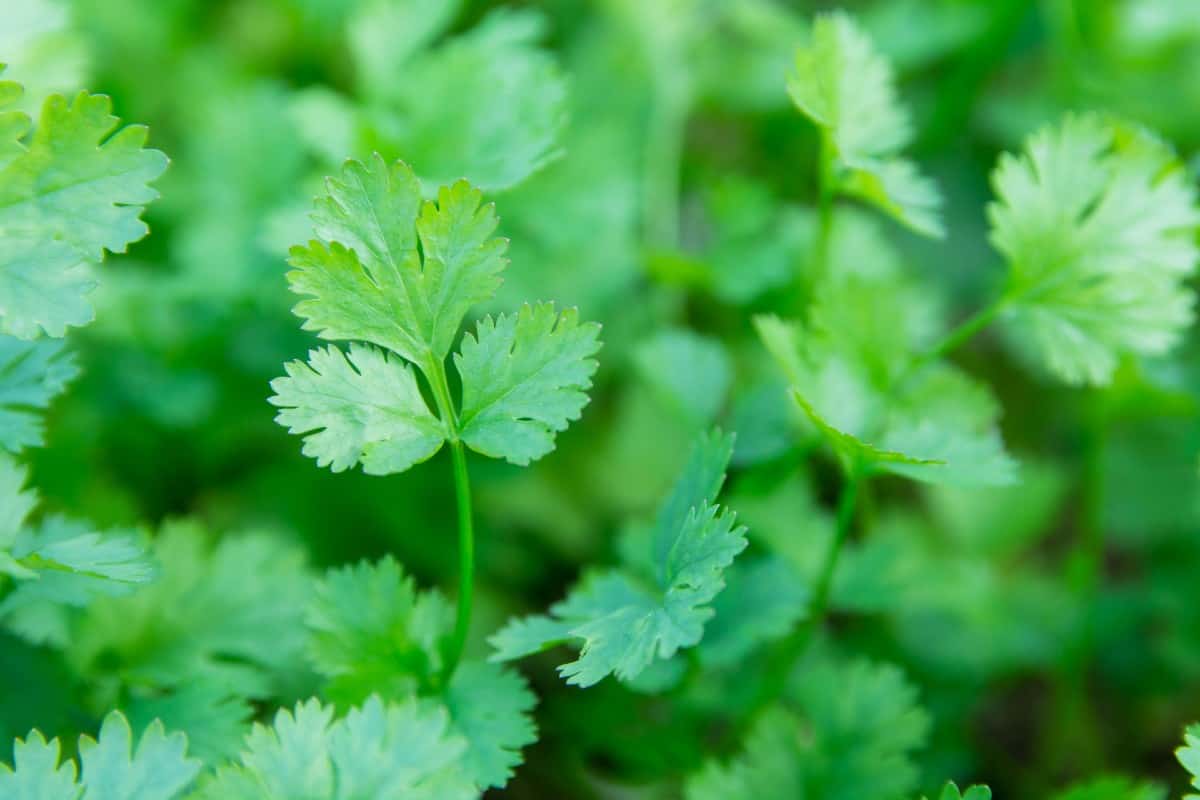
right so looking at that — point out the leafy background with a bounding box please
[3,0,1200,797]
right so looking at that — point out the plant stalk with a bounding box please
[809,470,861,626]
[813,129,837,279]
[422,352,475,683]
[915,293,1010,368]
[445,439,476,681]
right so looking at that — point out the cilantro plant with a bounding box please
[5,2,1200,799]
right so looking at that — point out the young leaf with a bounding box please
[1049,776,1166,800]
[989,114,1200,385]
[0,335,78,453]
[0,80,168,338]
[0,712,200,800]
[489,430,748,686]
[269,344,446,475]
[193,697,475,800]
[289,155,506,366]
[787,12,942,237]
[455,303,601,466]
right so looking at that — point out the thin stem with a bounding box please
[421,352,474,683]
[808,470,861,625]
[813,129,837,278]
[445,439,476,681]
[915,293,1010,368]
[643,91,688,249]
[749,470,861,714]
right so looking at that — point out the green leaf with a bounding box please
[77,713,200,800]
[1180,723,1200,799]
[0,515,154,616]
[989,114,1200,385]
[0,335,78,453]
[269,343,446,475]
[305,556,538,791]
[687,658,929,800]
[787,12,942,237]
[755,309,1016,486]
[926,782,992,800]
[306,556,451,703]
[289,155,507,365]
[444,660,537,790]
[0,88,168,338]
[67,522,313,758]
[0,730,78,800]
[490,430,747,686]
[194,697,475,800]
[346,8,566,191]
[0,712,199,800]
[456,303,602,466]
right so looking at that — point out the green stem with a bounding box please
[808,470,860,625]
[749,470,861,713]
[445,439,475,681]
[643,90,688,249]
[813,129,837,279]
[916,293,1010,368]
[422,352,474,683]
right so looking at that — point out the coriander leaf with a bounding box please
[77,713,200,800]
[755,310,1016,486]
[686,659,929,800]
[195,697,475,800]
[289,155,506,365]
[0,335,78,453]
[305,557,537,791]
[926,782,992,800]
[0,712,199,800]
[352,9,567,191]
[269,343,446,475]
[787,12,942,237]
[444,660,537,790]
[0,730,78,799]
[0,86,168,338]
[989,114,1200,384]
[68,522,313,759]
[456,303,601,466]
[347,0,460,91]
[306,556,451,703]
[490,430,747,687]
[1180,723,1200,799]
[0,515,153,615]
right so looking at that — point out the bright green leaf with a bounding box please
[269,343,446,475]
[456,302,602,466]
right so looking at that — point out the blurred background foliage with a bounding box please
[3,0,1200,797]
